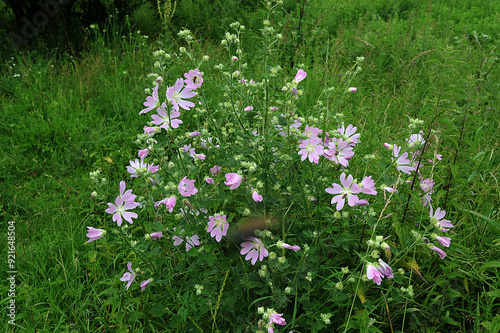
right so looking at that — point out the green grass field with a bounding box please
[1,0,499,332]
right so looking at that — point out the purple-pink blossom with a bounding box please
[207,214,229,242]
[155,196,176,212]
[279,242,300,252]
[140,278,153,292]
[435,235,451,247]
[150,232,163,240]
[252,191,263,202]
[325,172,361,210]
[166,78,196,111]
[178,177,198,197]
[430,205,454,231]
[105,182,139,227]
[294,69,307,83]
[298,136,324,163]
[184,68,204,90]
[392,145,416,174]
[337,124,360,145]
[120,262,135,290]
[173,228,200,252]
[366,264,382,285]
[359,176,377,195]
[86,227,106,243]
[225,173,243,189]
[323,139,354,167]
[240,237,269,265]
[151,102,183,132]
[431,246,447,259]
[140,83,159,114]
[377,259,394,278]
[210,165,221,176]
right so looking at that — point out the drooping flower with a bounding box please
[431,245,447,259]
[172,228,200,251]
[207,214,229,242]
[225,173,243,189]
[325,172,361,210]
[151,102,183,132]
[138,148,150,160]
[277,241,300,252]
[430,205,454,231]
[120,262,135,290]
[184,68,204,90]
[435,235,451,247]
[140,278,153,292]
[139,83,159,114]
[166,78,196,111]
[392,145,416,174]
[269,312,286,331]
[240,237,269,265]
[366,264,382,285]
[150,232,163,240]
[86,227,106,243]
[298,136,324,164]
[294,69,307,83]
[178,177,198,197]
[252,191,263,202]
[377,259,394,278]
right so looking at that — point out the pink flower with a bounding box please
[207,214,229,242]
[205,177,214,184]
[151,102,183,132]
[252,191,263,202]
[279,242,300,252]
[337,124,360,145]
[184,68,203,90]
[120,262,135,290]
[435,236,451,247]
[323,139,354,167]
[210,165,221,176]
[407,131,425,149]
[377,259,394,278]
[325,172,361,211]
[195,153,206,161]
[150,232,163,240]
[172,228,200,251]
[225,173,243,189]
[178,177,198,197]
[140,83,159,114]
[431,246,447,259]
[166,78,196,111]
[244,106,254,112]
[138,148,150,160]
[269,312,286,326]
[302,125,320,138]
[144,126,157,136]
[240,237,269,265]
[232,56,238,61]
[105,182,139,227]
[348,87,357,92]
[359,176,377,195]
[420,178,434,207]
[155,196,176,212]
[298,136,324,163]
[392,145,416,174]
[86,227,106,243]
[366,264,382,285]
[140,278,153,292]
[294,69,307,83]
[430,206,454,231]
[382,186,398,193]
[127,159,148,177]
[188,131,201,137]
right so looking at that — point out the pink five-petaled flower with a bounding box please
[155,196,176,212]
[337,124,360,145]
[172,228,200,252]
[120,262,135,290]
[294,69,307,83]
[366,263,382,285]
[138,148,150,160]
[140,83,159,114]
[225,173,243,189]
[140,278,153,292]
[151,102,183,132]
[166,78,196,111]
[325,172,361,211]
[127,159,148,178]
[207,214,229,242]
[298,136,324,164]
[377,259,394,278]
[407,131,425,149]
[178,177,198,197]
[323,139,354,167]
[359,176,377,195]
[105,182,139,227]
[278,241,300,252]
[184,68,203,90]
[252,191,263,202]
[420,178,435,207]
[435,235,451,247]
[269,312,286,332]
[150,232,163,240]
[430,205,454,231]
[392,145,417,174]
[240,237,269,265]
[86,227,106,243]
[431,245,447,259]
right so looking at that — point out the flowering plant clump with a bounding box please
[86,5,454,331]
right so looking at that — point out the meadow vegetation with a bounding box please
[1,0,499,332]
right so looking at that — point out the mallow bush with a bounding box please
[86,2,453,331]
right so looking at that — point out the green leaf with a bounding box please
[462,209,500,230]
[478,261,500,273]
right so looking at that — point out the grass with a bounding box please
[1,0,499,332]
